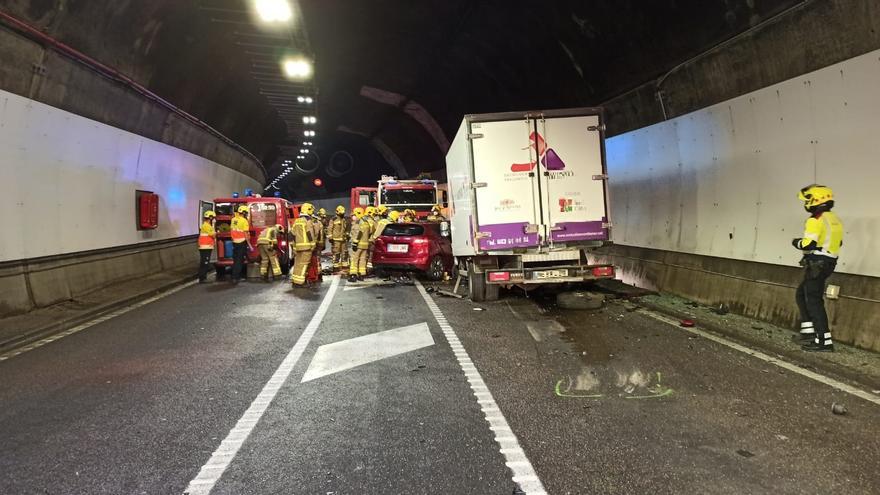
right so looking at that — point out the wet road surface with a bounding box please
[1,276,879,494]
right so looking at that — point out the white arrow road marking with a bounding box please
[301,322,434,382]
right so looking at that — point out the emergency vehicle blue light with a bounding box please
[244,188,254,197]
[274,191,281,197]
[232,192,240,198]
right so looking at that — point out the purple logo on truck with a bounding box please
[510,132,566,172]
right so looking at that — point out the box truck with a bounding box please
[445,107,614,301]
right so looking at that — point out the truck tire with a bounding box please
[468,265,499,302]
[556,290,604,310]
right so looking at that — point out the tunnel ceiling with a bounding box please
[2,0,800,196]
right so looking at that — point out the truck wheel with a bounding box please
[426,256,444,281]
[556,290,604,310]
[468,265,499,302]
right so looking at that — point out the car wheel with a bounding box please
[426,256,444,281]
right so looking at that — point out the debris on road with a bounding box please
[775,434,789,441]
[736,449,755,458]
[436,289,464,299]
[680,319,695,327]
[472,307,485,311]
[831,402,848,415]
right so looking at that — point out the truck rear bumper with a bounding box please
[484,264,614,284]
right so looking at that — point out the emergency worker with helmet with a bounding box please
[329,205,348,270]
[230,205,252,284]
[370,205,391,262]
[290,203,316,287]
[364,206,378,273]
[349,207,372,282]
[257,223,283,281]
[426,204,445,222]
[198,210,216,283]
[791,184,844,352]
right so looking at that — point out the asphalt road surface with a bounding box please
[1,276,879,494]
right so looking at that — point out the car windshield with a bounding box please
[215,202,237,215]
[382,188,435,205]
[382,224,425,236]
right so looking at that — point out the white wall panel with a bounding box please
[0,90,261,262]
[607,49,880,277]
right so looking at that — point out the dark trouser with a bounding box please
[198,249,212,281]
[232,242,247,281]
[795,257,836,345]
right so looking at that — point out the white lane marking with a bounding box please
[641,310,880,407]
[183,276,341,495]
[414,280,546,495]
[0,280,198,362]
[300,322,434,382]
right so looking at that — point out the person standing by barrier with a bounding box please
[197,211,216,283]
[257,223,283,282]
[330,205,348,270]
[792,184,843,352]
[291,203,316,287]
[230,205,252,284]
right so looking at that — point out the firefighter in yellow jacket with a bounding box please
[348,207,372,282]
[791,184,843,352]
[364,206,378,272]
[198,211,216,283]
[329,205,348,269]
[371,206,391,244]
[230,205,252,284]
[257,223,283,281]
[426,204,446,222]
[291,203,316,286]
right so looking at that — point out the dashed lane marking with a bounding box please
[0,280,198,363]
[414,280,547,495]
[641,309,880,407]
[183,275,340,495]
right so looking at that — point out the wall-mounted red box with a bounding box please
[136,191,159,230]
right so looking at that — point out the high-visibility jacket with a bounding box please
[426,214,445,222]
[198,221,215,250]
[365,217,376,241]
[292,217,314,251]
[330,216,347,242]
[371,218,390,241]
[311,219,324,245]
[230,215,250,243]
[798,211,843,258]
[257,226,278,245]
[355,218,373,249]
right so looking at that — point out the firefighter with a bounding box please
[388,210,401,223]
[308,208,324,283]
[330,205,348,269]
[197,211,216,283]
[364,206,378,272]
[257,223,283,281]
[371,206,391,244]
[317,208,329,252]
[230,205,252,284]
[348,207,372,282]
[792,184,843,352]
[426,204,445,222]
[347,207,362,274]
[402,208,417,223]
[290,203,316,287]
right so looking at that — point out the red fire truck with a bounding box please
[212,195,298,279]
[349,176,444,219]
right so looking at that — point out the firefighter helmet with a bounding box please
[798,184,834,209]
[431,204,441,213]
[237,205,249,214]
[318,208,327,217]
[301,202,315,216]
[377,205,388,216]
[365,206,376,216]
[353,207,364,218]
[388,210,400,222]
[335,205,345,215]
[203,211,216,219]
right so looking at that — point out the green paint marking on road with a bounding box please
[554,379,604,398]
[625,371,674,400]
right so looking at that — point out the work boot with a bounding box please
[348,275,358,283]
[802,341,834,352]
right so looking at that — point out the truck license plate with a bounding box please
[388,244,408,253]
[534,269,568,279]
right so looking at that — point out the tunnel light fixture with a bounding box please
[254,0,293,23]
[302,116,317,124]
[305,97,313,104]
[304,130,315,137]
[282,58,312,80]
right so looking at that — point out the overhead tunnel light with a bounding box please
[282,58,313,80]
[254,0,293,23]
[302,116,316,124]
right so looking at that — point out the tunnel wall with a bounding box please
[0,89,261,316]
[595,48,880,352]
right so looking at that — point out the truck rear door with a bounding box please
[534,113,609,243]
[469,118,542,251]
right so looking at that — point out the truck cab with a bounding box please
[212,196,298,278]
[377,176,439,219]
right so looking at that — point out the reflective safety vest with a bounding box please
[311,219,324,245]
[230,215,250,244]
[330,216,347,241]
[355,218,373,249]
[292,217,314,251]
[198,221,215,250]
[800,211,843,258]
[371,218,390,241]
[257,226,277,245]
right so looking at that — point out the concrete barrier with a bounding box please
[590,244,880,353]
[0,237,197,318]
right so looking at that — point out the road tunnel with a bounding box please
[1,1,880,493]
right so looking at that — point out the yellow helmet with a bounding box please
[798,184,834,209]
[353,207,364,218]
[237,205,249,214]
[388,210,400,222]
[301,202,315,216]
[377,205,388,216]
[318,207,327,216]
[203,210,216,219]
[335,205,345,215]
[431,204,441,213]
[365,206,376,216]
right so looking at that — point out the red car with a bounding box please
[372,222,453,280]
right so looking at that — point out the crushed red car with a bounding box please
[372,222,453,280]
